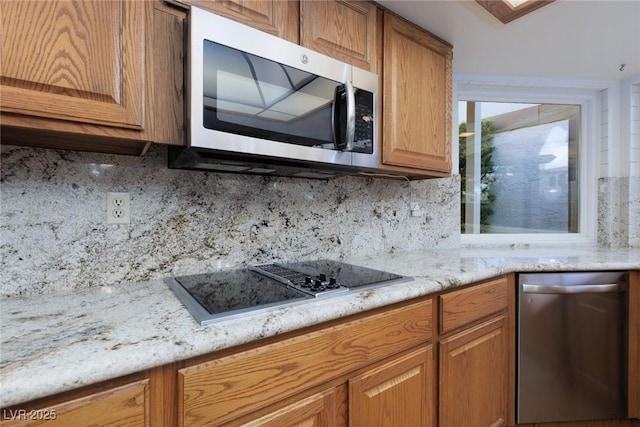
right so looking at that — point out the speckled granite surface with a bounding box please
[598,176,640,248]
[1,246,638,407]
[0,144,459,297]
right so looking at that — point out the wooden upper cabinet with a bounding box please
[192,1,377,70]
[300,0,378,72]
[1,0,185,154]
[381,12,452,176]
[1,1,144,130]
[185,0,300,43]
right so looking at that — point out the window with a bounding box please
[460,101,580,234]
[456,81,599,245]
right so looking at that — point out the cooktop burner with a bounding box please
[166,259,410,325]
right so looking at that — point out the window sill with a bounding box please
[461,233,596,249]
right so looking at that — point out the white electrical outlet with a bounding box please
[411,204,424,217]
[107,192,130,224]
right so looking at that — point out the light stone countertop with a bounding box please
[1,246,639,407]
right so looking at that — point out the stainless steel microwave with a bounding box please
[169,6,380,179]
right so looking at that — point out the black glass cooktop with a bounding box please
[173,269,310,316]
[166,259,410,325]
[281,259,404,289]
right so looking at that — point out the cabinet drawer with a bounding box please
[2,379,149,427]
[179,298,432,426]
[439,276,508,334]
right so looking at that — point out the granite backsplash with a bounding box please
[0,144,460,296]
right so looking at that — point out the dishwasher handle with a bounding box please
[521,282,627,294]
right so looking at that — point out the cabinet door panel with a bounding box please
[1,1,145,130]
[241,386,346,427]
[300,0,377,71]
[439,315,508,427]
[186,0,299,43]
[350,346,435,427]
[382,12,452,174]
[1,379,149,427]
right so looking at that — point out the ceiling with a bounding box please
[376,0,640,81]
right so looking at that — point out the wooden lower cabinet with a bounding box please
[239,385,347,427]
[1,379,149,427]
[439,276,509,335]
[439,315,509,427]
[178,298,433,426]
[350,345,435,427]
[437,275,512,427]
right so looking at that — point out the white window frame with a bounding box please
[454,75,601,247]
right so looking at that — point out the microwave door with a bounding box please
[332,82,356,152]
[202,40,347,151]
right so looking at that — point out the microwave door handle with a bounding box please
[332,84,345,150]
[332,82,356,151]
[521,283,627,294]
[344,80,355,151]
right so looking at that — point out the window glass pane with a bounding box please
[459,102,580,234]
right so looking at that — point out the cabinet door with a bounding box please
[240,386,346,427]
[1,379,149,427]
[381,12,452,175]
[439,315,509,427]
[349,346,435,427]
[185,0,299,43]
[179,299,431,426]
[300,0,378,72]
[1,1,145,130]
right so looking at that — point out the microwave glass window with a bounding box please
[203,40,336,148]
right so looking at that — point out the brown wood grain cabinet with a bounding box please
[0,0,184,155]
[300,0,378,72]
[1,378,151,427]
[187,0,378,71]
[350,345,436,427]
[181,0,299,44]
[439,276,510,334]
[238,385,347,427]
[178,298,433,426]
[381,11,453,177]
[437,275,512,427]
[439,314,510,427]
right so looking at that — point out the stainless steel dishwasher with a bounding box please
[517,271,628,423]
